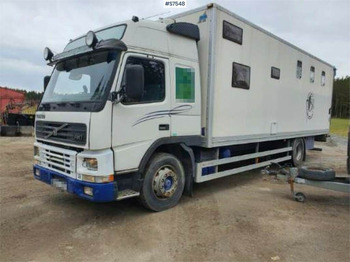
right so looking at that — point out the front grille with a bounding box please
[36,121,86,145]
[35,143,76,178]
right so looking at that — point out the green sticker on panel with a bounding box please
[176,67,195,103]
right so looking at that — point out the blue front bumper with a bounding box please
[33,165,117,202]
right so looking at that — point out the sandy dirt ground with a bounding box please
[0,136,349,262]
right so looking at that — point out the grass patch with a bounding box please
[330,118,349,137]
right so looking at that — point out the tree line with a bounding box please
[24,90,43,101]
[1,87,43,101]
[332,76,349,119]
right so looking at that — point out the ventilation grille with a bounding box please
[36,121,86,145]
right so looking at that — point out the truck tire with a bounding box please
[139,153,185,211]
[298,166,335,181]
[292,138,305,167]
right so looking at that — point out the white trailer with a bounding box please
[34,3,334,211]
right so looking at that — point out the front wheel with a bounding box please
[139,153,185,211]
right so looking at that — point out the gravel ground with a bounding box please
[0,136,349,262]
[328,134,348,147]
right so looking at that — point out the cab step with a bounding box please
[117,189,140,200]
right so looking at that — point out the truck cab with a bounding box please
[34,19,201,210]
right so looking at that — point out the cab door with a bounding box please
[112,53,171,172]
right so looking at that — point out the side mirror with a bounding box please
[124,65,144,100]
[43,75,50,91]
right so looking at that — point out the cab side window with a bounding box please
[123,57,165,104]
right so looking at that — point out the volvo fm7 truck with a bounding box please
[34,3,334,211]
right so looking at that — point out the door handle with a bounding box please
[159,124,169,131]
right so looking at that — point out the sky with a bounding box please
[0,0,349,92]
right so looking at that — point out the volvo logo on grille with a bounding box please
[45,123,68,139]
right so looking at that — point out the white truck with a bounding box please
[34,3,334,211]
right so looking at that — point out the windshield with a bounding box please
[40,50,120,112]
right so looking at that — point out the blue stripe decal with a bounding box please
[133,105,192,126]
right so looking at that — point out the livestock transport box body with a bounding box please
[171,4,334,147]
[33,3,334,211]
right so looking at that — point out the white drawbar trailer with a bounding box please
[34,3,334,211]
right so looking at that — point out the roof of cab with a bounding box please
[67,19,199,62]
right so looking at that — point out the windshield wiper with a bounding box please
[54,102,82,108]
[69,102,81,108]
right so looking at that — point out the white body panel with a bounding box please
[89,102,113,150]
[171,4,334,147]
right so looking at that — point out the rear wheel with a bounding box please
[292,138,305,167]
[139,153,185,211]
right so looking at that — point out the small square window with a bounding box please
[296,60,302,79]
[176,67,195,103]
[271,67,280,80]
[232,62,250,90]
[310,66,315,83]
[223,20,243,45]
[321,71,326,86]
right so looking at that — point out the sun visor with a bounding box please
[166,22,200,41]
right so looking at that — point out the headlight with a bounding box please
[82,174,114,183]
[43,47,54,61]
[84,186,93,196]
[34,169,40,176]
[82,158,98,171]
[85,31,98,48]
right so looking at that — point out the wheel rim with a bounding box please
[152,165,178,199]
[295,142,303,161]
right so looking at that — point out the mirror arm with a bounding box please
[110,86,125,104]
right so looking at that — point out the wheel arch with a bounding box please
[138,136,200,197]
